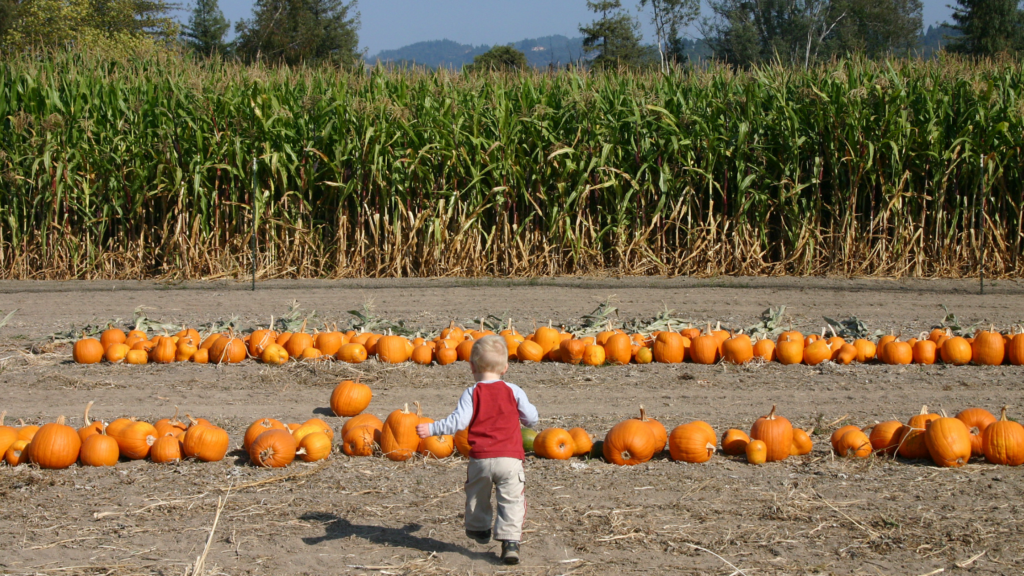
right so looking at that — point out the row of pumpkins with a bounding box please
[328,380,1024,468]
[0,403,333,469]
[72,321,1024,367]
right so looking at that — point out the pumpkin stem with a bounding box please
[1000,406,1009,421]
[919,405,928,415]
[299,318,307,334]
[766,405,777,420]
[185,413,200,427]
[414,401,422,417]
[0,410,5,426]
[638,405,649,422]
[18,418,25,426]
[56,415,66,426]
[402,403,410,414]
[83,400,94,426]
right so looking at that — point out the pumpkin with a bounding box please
[982,406,1024,466]
[752,339,776,362]
[0,412,17,458]
[73,338,104,364]
[77,401,105,442]
[150,434,184,463]
[972,327,1005,366]
[125,329,148,347]
[668,423,716,463]
[181,423,230,462]
[27,416,81,469]
[653,331,687,363]
[745,439,767,464]
[835,343,857,365]
[956,407,997,457]
[380,403,421,461]
[330,380,372,417]
[578,344,604,366]
[175,338,198,362]
[456,339,475,362]
[341,414,383,438]
[80,431,119,466]
[342,426,380,456]
[882,340,912,365]
[533,325,561,355]
[314,331,345,357]
[802,339,832,366]
[248,329,278,357]
[852,339,876,363]
[603,419,657,466]
[377,335,412,363]
[898,405,940,460]
[534,428,575,460]
[875,334,896,361]
[635,347,653,364]
[913,337,938,365]
[336,343,368,363]
[293,421,332,445]
[564,428,593,456]
[209,333,247,364]
[560,338,586,365]
[249,429,297,467]
[419,432,455,459]
[869,421,904,455]
[125,349,149,364]
[776,334,803,365]
[1008,332,1024,366]
[749,405,793,462]
[454,428,471,456]
[690,325,720,365]
[149,337,177,364]
[411,345,434,365]
[260,343,289,365]
[436,340,459,365]
[283,320,314,358]
[299,348,324,361]
[115,421,159,460]
[190,349,209,364]
[602,333,632,365]
[924,417,972,467]
[100,327,127,350]
[17,422,39,442]
[720,429,750,455]
[633,406,666,452]
[940,336,972,365]
[104,343,130,363]
[835,429,872,458]
[297,432,333,462]
[791,429,813,455]
[830,425,862,453]
[104,417,134,439]
[244,418,287,451]
[6,439,31,466]
[722,334,753,364]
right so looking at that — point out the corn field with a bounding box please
[1,53,1022,280]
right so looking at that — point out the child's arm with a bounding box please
[425,387,474,437]
[508,383,539,429]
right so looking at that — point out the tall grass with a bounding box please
[1,52,1022,279]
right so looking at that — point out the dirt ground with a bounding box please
[1,277,1023,576]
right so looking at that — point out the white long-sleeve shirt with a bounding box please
[429,379,539,437]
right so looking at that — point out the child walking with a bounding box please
[417,335,539,565]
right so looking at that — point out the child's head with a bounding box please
[469,335,509,378]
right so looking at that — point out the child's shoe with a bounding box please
[500,541,520,565]
[466,529,491,544]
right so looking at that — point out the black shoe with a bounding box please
[501,541,520,565]
[466,529,491,544]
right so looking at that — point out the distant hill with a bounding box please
[368,35,587,69]
[919,24,959,58]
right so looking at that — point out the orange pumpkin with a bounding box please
[852,339,876,363]
[568,428,593,456]
[869,420,904,455]
[835,429,872,458]
[209,334,247,364]
[297,432,333,462]
[114,421,159,460]
[534,428,575,460]
[924,417,972,467]
[182,422,230,462]
[342,426,380,456]
[830,425,862,453]
[1008,332,1024,366]
[27,416,82,469]
[603,333,632,365]
[668,423,716,463]
[940,336,972,365]
[956,407,996,457]
[377,335,413,363]
[653,331,686,363]
[341,414,383,438]
[380,403,421,461]
[0,411,17,459]
[750,405,792,462]
[77,401,105,442]
[982,406,1024,466]
[104,343,130,363]
[244,418,287,451]
[411,345,434,365]
[73,338,105,364]
[752,339,776,362]
[776,334,803,365]
[720,429,750,455]
[582,344,606,366]
[802,339,832,366]
[790,429,813,455]
[898,405,940,460]
[972,327,1005,366]
[249,429,297,467]
[79,431,119,466]
[454,428,471,456]
[100,327,127,350]
[336,343,368,363]
[150,434,184,463]
[331,380,372,417]
[603,418,657,466]
[745,439,767,464]
[690,324,720,365]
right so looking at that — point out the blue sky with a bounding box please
[198,0,955,55]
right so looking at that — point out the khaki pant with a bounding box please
[465,457,526,542]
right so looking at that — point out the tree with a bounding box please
[826,0,922,58]
[1,0,178,53]
[947,0,1023,55]
[182,0,229,57]
[235,0,360,66]
[464,45,528,73]
[640,0,700,71]
[579,0,651,68]
[0,0,17,40]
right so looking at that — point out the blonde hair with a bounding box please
[470,335,509,374]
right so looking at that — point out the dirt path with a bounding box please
[0,278,1023,575]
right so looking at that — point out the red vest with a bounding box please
[468,381,525,460]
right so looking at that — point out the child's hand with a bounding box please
[416,423,431,439]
